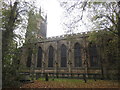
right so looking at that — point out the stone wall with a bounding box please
[20,31,101,74]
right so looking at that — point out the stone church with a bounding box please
[20,9,101,75]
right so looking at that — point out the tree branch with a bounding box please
[105,26,118,35]
[104,15,117,27]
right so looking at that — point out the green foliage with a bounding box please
[2,0,38,88]
[88,30,119,80]
[25,9,42,44]
[88,2,120,79]
[2,46,24,87]
[38,78,85,82]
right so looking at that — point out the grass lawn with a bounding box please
[21,78,120,88]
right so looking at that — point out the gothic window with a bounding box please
[61,44,67,67]
[37,47,42,67]
[89,43,99,67]
[26,48,32,67]
[48,46,54,67]
[74,43,82,67]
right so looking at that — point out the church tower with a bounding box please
[25,7,47,44]
[38,7,47,38]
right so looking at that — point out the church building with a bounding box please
[20,8,101,76]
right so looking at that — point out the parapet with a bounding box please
[40,30,99,42]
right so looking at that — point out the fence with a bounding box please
[36,72,101,82]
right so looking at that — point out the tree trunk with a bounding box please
[117,17,120,81]
[2,1,18,59]
[117,2,120,80]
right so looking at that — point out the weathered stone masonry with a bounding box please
[21,32,101,74]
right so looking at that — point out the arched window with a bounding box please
[61,44,67,67]
[37,47,42,67]
[89,43,99,67]
[48,46,54,67]
[74,43,82,67]
[26,48,32,67]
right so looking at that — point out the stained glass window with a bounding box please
[48,46,54,67]
[61,44,67,67]
[26,48,32,67]
[37,47,42,67]
[74,43,82,67]
[89,43,99,67]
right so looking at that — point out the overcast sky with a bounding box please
[35,0,65,37]
[35,0,93,37]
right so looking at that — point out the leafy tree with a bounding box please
[88,30,118,80]
[2,1,21,87]
[22,7,46,81]
[25,8,43,44]
[59,1,120,80]
[88,2,120,80]
[2,0,37,87]
[59,1,120,36]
